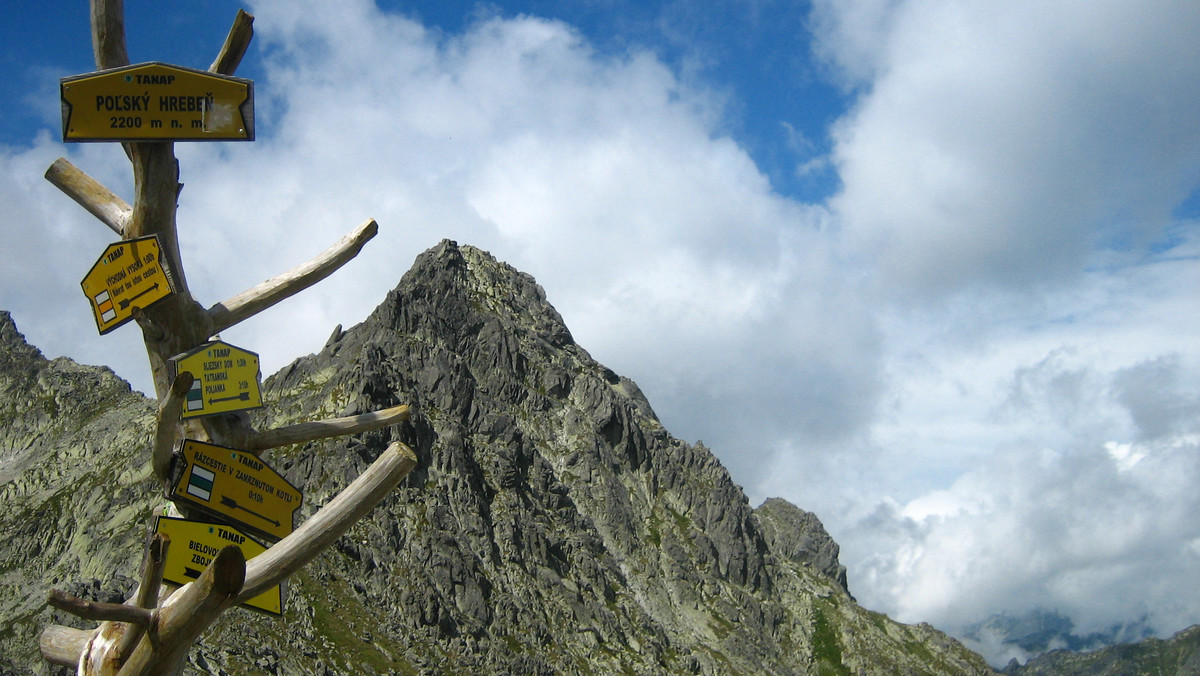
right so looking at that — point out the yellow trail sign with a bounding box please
[153,515,282,616]
[61,62,253,142]
[80,235,176,334]
[168,340,263,418]
[171,439,302,542]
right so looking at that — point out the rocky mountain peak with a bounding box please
[1,241,993,674]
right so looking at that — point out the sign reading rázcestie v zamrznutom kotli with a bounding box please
[170,438,302,542]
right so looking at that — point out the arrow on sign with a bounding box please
[209,392,251,404]
[219,496,281,528]
[184,567,202,579]
[118,282,160,309]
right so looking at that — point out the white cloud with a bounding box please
[839,431,1200,639]
[758,0,1200,652]
[815,0,1200,297]
[761,233,1200,648]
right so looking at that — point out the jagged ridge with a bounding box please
[0,242,993,675]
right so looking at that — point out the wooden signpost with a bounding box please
[38,4,420,675]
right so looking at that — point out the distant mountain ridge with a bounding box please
[1004,624,1200,675]
[2,238,1149,674]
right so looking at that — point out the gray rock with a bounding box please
[1005,624,1200,675]
[0,244,995,675]
[755,497,851,595]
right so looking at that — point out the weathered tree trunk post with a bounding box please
[37,3,420,673]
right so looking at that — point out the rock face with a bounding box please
[0,311,156,676]
[0,242,995,675]
[755,497,851,596]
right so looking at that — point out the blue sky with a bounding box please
[398,0,848,201]
[2,1,844,199]
[3,1,1200,667]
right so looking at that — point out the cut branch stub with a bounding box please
[47,590,154,626]
[39,625,92,668]
[44,157,131,237]
[112,533,170,662]
[210,9,254,75]
[90,0,130,69]
[153,372,192,487]
[248,404,411,452]
[206,218,379,334]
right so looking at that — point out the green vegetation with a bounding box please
[903,638,939,668]
[668,506,691,534]
[812,602,851,676]
[708,612,736,640]
[502,633,524,654]
[647,512,663,546]
[296,569,416,675]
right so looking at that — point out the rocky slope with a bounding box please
[0,241,995,674]
[1005,625,1200,675]
[0,310,158,676]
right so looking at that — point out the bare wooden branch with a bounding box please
[135,534,169,610]
[207,218,378,334]
[248,404,411,452]
[90,0,129,69]
[44,158,131,236]
[210,10,255,75]
[47,590,153,626]
[117,545,245,676]
[130,306,164,341]
[40,625,92,667]
[111,533,170,662]
[240,441,417,601]
[154,373,193,487]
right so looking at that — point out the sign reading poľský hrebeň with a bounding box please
[61,62,253,142]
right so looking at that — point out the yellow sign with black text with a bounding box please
[61,62,253,142]
[168,341,263,418]
[171,439,301,542]
[80,236,176,334]
[153,515,282,615]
